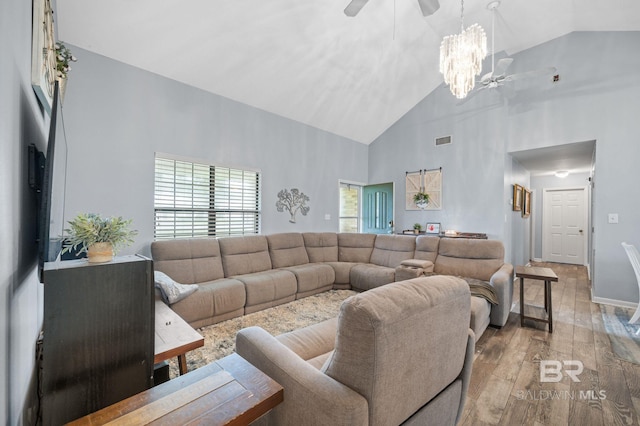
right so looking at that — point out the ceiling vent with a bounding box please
[435,136,452,146]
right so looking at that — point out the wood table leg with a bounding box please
[520,277,525,327]
[547,280,553,333]
[178,354,188,375]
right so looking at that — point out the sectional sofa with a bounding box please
[151,232,514,340]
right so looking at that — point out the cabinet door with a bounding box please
[42,256,154,425]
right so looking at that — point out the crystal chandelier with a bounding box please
[439,0,487,99]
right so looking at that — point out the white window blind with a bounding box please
[154,156,261,240]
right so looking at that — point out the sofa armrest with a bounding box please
[236,326,368,426]
[395,260,435,282]
[489,263,514,327]
[400,259,434,270]
[456,329,475,425]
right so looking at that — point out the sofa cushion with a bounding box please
[267,233,310,268]
[322,275,471,426]
[369,234,416,268]
[324,261,358,285]
[350,264,395,291]
[151,238,225,284]
[219,235,272,277]
[170,278,246,328]
[233,269,297,314]
[414,235,440,263]
[469,296,491,341]
[337,233,376,263]
[435,239,505,281]
[282,264,336,298]
[276,317,338,361]
[302,232,339,263]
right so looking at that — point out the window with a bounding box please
[154,155,261,239]
[339,182,361,233]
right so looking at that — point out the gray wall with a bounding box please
[1,0,48,423]
[60,47,369,257]
[530,172,591,260]
[370,31,640,304]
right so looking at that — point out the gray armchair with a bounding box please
[236,275,474,425]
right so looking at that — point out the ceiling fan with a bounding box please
[462,1,557,101]
[344,0,440,17]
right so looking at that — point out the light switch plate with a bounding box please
[608,213,619,224]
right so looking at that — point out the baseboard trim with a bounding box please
[592,296,638,309]
[532,258,543,262]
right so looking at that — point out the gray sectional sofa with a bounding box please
[151,232,514,340]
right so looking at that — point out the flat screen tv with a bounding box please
[37,80,68,282]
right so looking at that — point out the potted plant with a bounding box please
[62,213,138,263]
[413,192,430,209]
[413,223,423,234]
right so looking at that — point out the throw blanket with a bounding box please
[424,273,499,305]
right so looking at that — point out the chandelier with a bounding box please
[439,0,487,99]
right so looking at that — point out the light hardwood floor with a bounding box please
[460,262,640,426]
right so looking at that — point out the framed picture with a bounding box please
[425,223,440,234]
[31,0,57,114]
[513,184,523,211]
[522,189,531,218]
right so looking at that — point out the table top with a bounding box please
[68,353,284,425]
[515,265,559,281]
[154,297,204,364]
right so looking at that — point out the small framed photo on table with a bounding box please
[425,223,441,234]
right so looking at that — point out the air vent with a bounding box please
[435,136,452,146]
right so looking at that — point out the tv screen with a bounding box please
[38,81,68,282]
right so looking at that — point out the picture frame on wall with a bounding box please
[425,223,441,234]
[31,0,57,114]
[513,184,523,211]
[522,189,531,218]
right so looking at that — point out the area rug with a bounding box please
[167,289,356,377]
[600,304,640,365]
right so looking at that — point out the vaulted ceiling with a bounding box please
[56,0,640,145]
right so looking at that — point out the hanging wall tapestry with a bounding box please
[276,188,310,223]
[406,168,442,210]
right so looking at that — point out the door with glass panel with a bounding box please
[362,182,394,234]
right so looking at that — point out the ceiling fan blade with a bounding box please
[344,0,369,17]
[493,58,514,78]
[505,66,557,82]
[417,0,440,17]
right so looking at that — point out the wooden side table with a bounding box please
[154,297,205,375]
[515,265,559,333]
[68,353,284,425]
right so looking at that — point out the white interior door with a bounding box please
[542,188,586,265]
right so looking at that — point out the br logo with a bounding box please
[540,360,583,382]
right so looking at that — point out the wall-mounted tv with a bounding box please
[37,80,68,283]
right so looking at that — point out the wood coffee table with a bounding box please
[68,353,283,425]
[515,265,559,333]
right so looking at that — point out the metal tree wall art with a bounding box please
[276,188,310,223]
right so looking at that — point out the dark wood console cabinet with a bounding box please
[42,255,154,425]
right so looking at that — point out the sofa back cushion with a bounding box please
[414,235,440,263]
[267,233,310,268]
[151,238,224,284]
[218,235,272,277]
[323,275,470,426]
[337,233,376,263]
[369,234,416,268]
[302,233,339,263]
[435,238,505,281]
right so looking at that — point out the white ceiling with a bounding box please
[56,0,640,145]
[510,140,596,177]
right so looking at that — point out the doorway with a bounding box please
[542,187,588,265]
[362,182,394,234]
